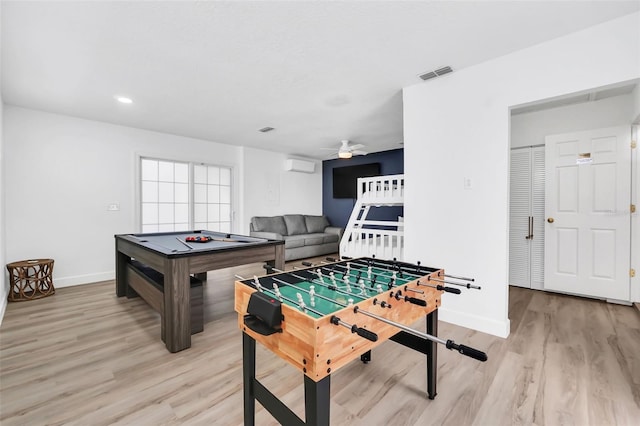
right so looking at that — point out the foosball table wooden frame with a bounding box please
[234,257,486,426]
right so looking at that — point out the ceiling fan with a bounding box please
[331,140,368,159]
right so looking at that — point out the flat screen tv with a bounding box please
[332,163,381,199]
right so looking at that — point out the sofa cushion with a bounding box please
[304,233,326,246]
[305,215,330,233]
[283,235,306,249]
[283,214,307,235]
[252,216,288,236]
[323,233,340,244]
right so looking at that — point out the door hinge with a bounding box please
[632,140,637,149]
[630,269,636,278]
[632,204,637,213]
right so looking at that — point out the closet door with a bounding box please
[510,149,532,288]
[509,146,545,289]
[530,146,545,290]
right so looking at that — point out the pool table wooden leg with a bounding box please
[274,244,285,271]
[163,257,191,353]
[115,248,129,297]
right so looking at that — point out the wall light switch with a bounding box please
[464,177,473,190]
[107,203,120,211]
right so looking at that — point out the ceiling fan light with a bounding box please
[338,151,352,159]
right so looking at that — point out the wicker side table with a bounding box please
[6,259,55,302]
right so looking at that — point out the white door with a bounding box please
[544,126,631,301]
[509,146,545,289]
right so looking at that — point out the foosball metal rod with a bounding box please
[333,257,432,278]
[338,258,479,291]
[311,260,416,288]
[315,261,461,295]
[246,273,381,342]
[416,280,462,295]
[444,273,475,282]
[283,268,424,308]
[300,262,388,286]
[352,307,488,362]
[266,267,372,302]
[427,277,481,290]
[235,275,326,317]
[307,262,410,289]
[343,258,452,286]
[268,274,369,307]
[338,257,479,290]
[330,315,378,342]
[318,262,449,299]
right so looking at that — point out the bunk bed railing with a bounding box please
[357,174,404,201]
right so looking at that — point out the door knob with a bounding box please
[547,217,554,223]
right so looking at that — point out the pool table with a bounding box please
[115,230,284,352]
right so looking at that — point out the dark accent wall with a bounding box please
[322,148,404,229]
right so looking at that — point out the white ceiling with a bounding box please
[2,1,639,159]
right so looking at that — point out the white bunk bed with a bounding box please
[340,174,404,261]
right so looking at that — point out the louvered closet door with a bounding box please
[509,146,545,289]
[530,146,545,289]
[510,149,532,287]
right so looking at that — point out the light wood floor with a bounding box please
[1,256,639,425]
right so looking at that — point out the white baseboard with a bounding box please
[438,307,510,338]
[54,271,115,288]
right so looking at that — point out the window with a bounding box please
[193,164,232,233]
[139,157,233,233]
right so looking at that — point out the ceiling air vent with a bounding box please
[258,127,275,133]
[418,66,453,81]
[434,66,452,76]
[418,71,437,81]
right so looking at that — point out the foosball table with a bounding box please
[234,257,487,426]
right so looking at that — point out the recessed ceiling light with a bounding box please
[114,96,133,104]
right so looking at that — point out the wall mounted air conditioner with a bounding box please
[284,159,315,173]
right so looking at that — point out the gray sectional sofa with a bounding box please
[250,214,342,261]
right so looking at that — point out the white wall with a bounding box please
[0,0,6,323]
[0,98,5,323]
[240,147,322,234]
[4,106,242,287]
[511,93,635,148]
[627,89,640,289]
[3,107,323,291]
[634,124,640,304]
[403,12,640,337]
[633,85,640,124]
[631,87,640,304]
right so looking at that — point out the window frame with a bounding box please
[135,154,236,233]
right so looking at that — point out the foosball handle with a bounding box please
[439,286,462,295]
[302,261,313,267]
[262,264,275,274]
[352,326,378,342]
[326,257,337,262]
[446,340,488,362]
[406,297,427,307]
